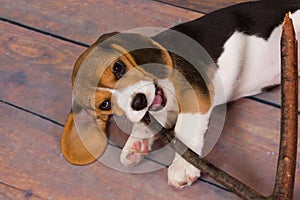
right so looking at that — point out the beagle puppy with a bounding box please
[62,0,300,189]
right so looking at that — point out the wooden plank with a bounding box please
[156,0,256,14]
[206,99,300,197]
[0,19,298,194]
[0,21,82,123]
[0,102,239,200]
[254,80,300,109]
[1,97,299,199]
[0,0,202,45]
[0,183,41,200]
[0,0,295,109]
[0,3,299,199]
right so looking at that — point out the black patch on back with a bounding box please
[154,0,300,62]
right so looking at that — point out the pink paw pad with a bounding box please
[189,176,199,183]
[131,140,149,155]
[126,152,140,161]
[132,141,142,151]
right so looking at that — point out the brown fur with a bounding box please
[61,32,213,165]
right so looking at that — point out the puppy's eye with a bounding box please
[113,61,126,79]
[99,100,111,111]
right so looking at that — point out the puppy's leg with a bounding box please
[168,112,211,188]
[120,123,155,166]
[168,154,201,188]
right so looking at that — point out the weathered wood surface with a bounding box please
[0,183,41,200]
[156,0,255,13]
[0,21,81,123]
[207,100,300,197]
[0,0,296,110]
[0,103,240,200]
[0,0,299,199]
[0,0,202,45]
[0,21,238,199]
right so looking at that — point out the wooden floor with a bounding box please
[0,0,299,199]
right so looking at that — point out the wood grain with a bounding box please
[206,99,300,197]
[0,0,202,45]
[157,0,256,13]
[0,21,83,123]
[0,0,294,109]
[1,97,299,199]
[0,183,41,200]
[1,21,299,195]
[0,0,299,199]
[0,103,239,200]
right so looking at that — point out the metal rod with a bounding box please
[142,13,298,200]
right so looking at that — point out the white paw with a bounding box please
[168,157,200,189]
[120,138,152,167]
[120,123,156,167]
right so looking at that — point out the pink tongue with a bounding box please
[152,94,163,108]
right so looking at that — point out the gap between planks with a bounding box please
[0,181,45,200]
[0,100,232,195]
[0,17,291,113]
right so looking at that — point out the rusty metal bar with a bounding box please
[143,13,298,200]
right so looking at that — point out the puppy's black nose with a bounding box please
[131,93,148,111]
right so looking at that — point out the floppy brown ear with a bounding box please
[61,108,107,165]
[71,32,120,87]
[95,32,119,44]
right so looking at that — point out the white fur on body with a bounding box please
[119,11,300,188]
[168,11,300,188]
[215,11,300,105]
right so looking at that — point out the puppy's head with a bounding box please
[61,32,173,165]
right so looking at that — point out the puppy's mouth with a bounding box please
[149,84,167,112]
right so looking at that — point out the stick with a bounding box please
[142,13,298,200]
[143,112,265,199]
[270,13,298,200]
